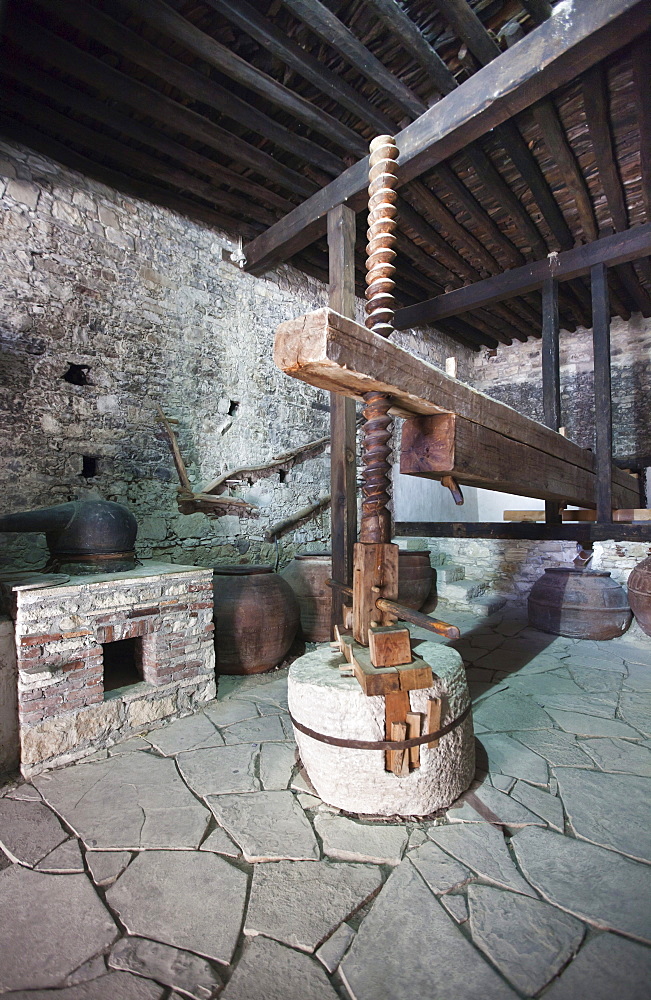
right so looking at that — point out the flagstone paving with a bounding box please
[1,604,649,998]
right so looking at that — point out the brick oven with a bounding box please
[0,562,215,776]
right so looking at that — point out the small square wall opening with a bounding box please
[102,637,143,694]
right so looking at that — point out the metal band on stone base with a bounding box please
[289,701,471,750]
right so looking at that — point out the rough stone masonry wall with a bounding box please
[0,139,468,573]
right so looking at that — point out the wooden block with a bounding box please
[390,721,409,776]
[385,690,410,772]
[350,645,400,696]
[426,697,442,749]
[352,541,399,645]
[406,711,422,769]
[368,626,412,667]
[396,661,433,691]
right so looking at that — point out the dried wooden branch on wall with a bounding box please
[156,406,258,519]
[201,434,331,496]
[265,496,331,542]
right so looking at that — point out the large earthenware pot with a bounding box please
[280,554,332,642]
[528,567,632,640]
[213,565,300,674]
[627,555,651,637]
[397,550,433,610]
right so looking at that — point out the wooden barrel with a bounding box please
[397,550,433,610]
[528,567,632,640]
[213,565,300,675]
[281,554,332,642]
[627,555,651,637]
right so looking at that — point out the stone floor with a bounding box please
[1,603,650,1000]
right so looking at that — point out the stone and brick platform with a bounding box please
[0,562,215,775]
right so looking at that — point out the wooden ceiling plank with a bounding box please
[243,0,651,274]
[5,85,276,226]
[35,0,346,177]
[393,223,651,327]
[356,0,541,274]
[403,180,501,274]
[462,145,549,258]
[280,0,428,120]
[396,197,482,283]
[433,162,526,268]
[0,112,257,237]
[6,17,316,198]
[118,0,368,156]
[631,33,651,222]
[531,98,599,242]
[478,306,529,342]
[202,0,397,134]
[3,56,296,216]
[359,0,458,98]
[431,0,574,248]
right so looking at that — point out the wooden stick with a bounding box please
[264,496,331,541]
[406,711,422,769]
[202,434,331,495]
[426,697,442,749]
[386,690,410,773]
[390,722,409,776]
[156,404,193,492]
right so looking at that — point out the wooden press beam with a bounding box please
[242,0,651,275]
[399,412,636,510]
[273,307,640,508]
[394,522,651,543]
[328,206,357,631]
[394,224,651,328]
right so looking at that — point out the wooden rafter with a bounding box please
[242,0,651,276]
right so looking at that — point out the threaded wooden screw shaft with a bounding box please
[365,135,399,339]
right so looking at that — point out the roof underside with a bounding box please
[1,0,650,350]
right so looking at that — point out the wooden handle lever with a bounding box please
[326,580,460,640]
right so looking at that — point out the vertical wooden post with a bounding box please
[328,204,357,632]
[591,262,613,522]
[541,276,562,524]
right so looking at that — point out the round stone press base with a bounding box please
[287,643,475,817]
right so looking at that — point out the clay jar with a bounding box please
[627,555,651,637]
[213,565,300,675]
[281,549,434,642]
[281,554,332,642]
[528,567,632,640]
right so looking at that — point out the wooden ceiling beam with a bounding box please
[35,0,346,177]
[582,61,651,313]
[280,0,428,120]
[201,0,397,134]
[6,16,316,199]
[117,0,367,157]
[631,33,651,222]
[432,162,526,269]
[394,224,651,327]
[431,0,574,249]
[0,112,258,238]
[3,56,296,217]
[242,0,650,274]
[3,86,276,228]
[403,180,501,275]
[355,0,543,275]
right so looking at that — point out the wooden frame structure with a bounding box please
[258,0,651,587]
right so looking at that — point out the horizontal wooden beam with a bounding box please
[399,413,638,509]
[273,308,639,506]
[394,522,651,542]
[394,224,651,327]
[243,0,651,275]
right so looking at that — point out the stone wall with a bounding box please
[465,315,651,463]
[0,139,468,574]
